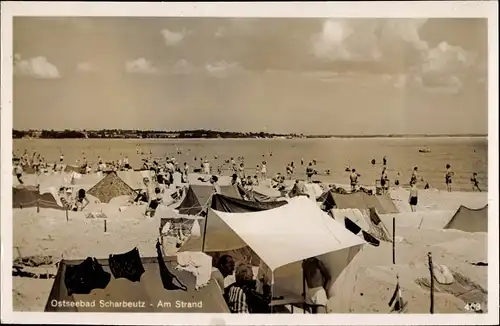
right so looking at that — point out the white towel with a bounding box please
[175,252,213,290]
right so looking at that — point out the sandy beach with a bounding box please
[11,167,489,313]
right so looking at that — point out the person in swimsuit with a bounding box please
[145,187,162,218]
[445,164,453,192]
[383,156,387,166]
[14,162,24,184]
[210,175,222,194]
[409,182,418,212]
[349,169,359,192]
[260,161,267,179]
[306,163,315,183]
[238,163,246,180]
[73,189,90,211]
[471,173,481,192]
[302,257,331,314]
[410,167,418,186]
[380,167,389,194]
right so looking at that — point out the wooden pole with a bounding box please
[428,252,434,314]
[392,217,396,264]
[104,219,107,233]
[201,213,209,252]
[65,208,69,222]
[36,199,40,213]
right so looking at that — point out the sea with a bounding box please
[13,137,488,192]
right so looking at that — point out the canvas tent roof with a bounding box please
[13,186,64,210]
[176,184,242,216]
[117,170,155,190]
[87,171,136,203]
[45,256,229,312]
[444,205,488,233]
[199,196,365,271]
[179,194,287,252]
[329,192,399,214]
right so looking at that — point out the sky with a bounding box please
[12,17,488,135]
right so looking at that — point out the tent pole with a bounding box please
[428,252,434,314]
[392,217,396,264]
[65,208,69,222]
[201,212,208,252]
[302,266,306,314]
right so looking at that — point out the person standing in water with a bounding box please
[410,167,418,186]
[471,173,481,192]
[409,181,418,212]
[445,164,454,192]
[383,156,387,166]
[302,257,331,314]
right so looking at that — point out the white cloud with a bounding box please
[205,61,241,78]
[125,58,158,74]
[170,59,195,75]
[76,62,96,73]
[311,19,476,90]
[161,29,188,46]
[14,54,61,79]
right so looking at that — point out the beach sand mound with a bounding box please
[390,188,487,213]
[328,227,487,313]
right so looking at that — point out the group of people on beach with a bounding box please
[210,253,331,314]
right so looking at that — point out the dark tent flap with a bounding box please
[45,257,229,312]
[177,185,243,216]
[211,194,288,213]
[444,205,488,233]
[13,186,64,210]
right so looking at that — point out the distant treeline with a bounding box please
[12,129,487,139]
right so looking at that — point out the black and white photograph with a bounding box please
[1,2,498,325]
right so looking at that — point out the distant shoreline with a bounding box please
[12,129,488,140]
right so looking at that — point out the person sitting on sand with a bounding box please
[302,257,331,314]
[14,162,24,184]
[445,164,454,192]
[231,173,242,186]
[245,176,254,188]
[271,173,282,188]
[210,175,222,194]
[73,189,90,211]
[231,157,237,172]
[212,255,236,291]
[225,264,271,314]
[409,182,418,212]
[350,169,359,192]
[471,173,481,192]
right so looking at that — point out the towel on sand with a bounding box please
[175,251,213,290]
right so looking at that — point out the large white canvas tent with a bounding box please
[181,196,365,301]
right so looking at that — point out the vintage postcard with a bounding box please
[1,1,498,325]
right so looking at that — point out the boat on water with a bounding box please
[418,147,431,153]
